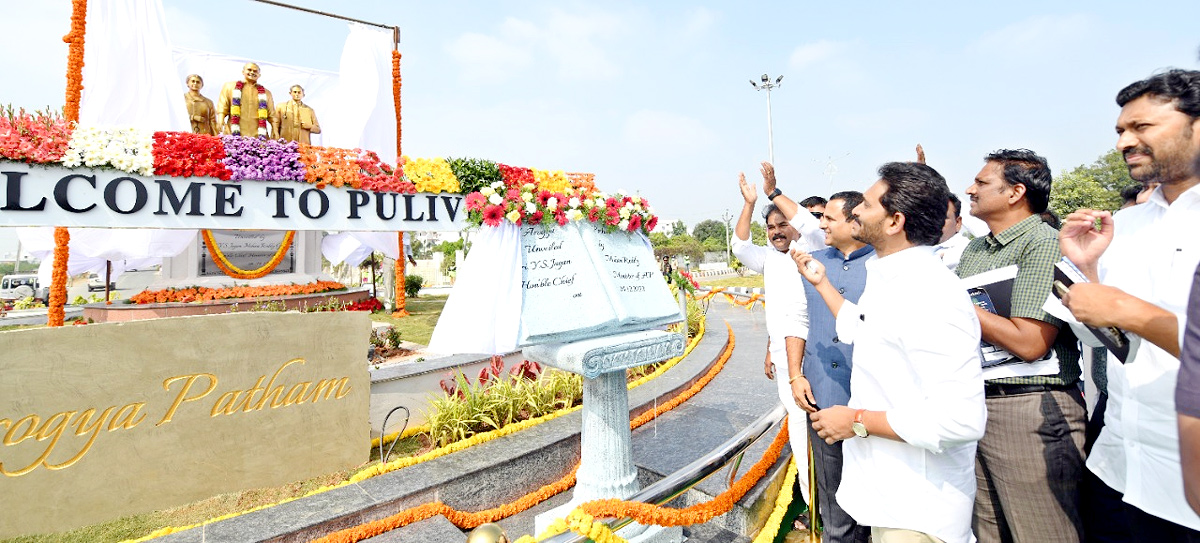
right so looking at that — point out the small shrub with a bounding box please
[404,274,423,297]
[13,297,44,310]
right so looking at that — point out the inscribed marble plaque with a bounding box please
[518,222,683,345]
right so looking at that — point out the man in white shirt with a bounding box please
[1059,69,1200,541]
[795,162,987,543]
[730,163,815,509]
[935,193,971,270]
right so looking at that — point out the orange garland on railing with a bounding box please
[311,322,742,543]
[52,0,87,327]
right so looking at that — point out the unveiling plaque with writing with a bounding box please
[200,229,295,276]
[518,222,682,345]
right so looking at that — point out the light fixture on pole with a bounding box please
[749,74,783,164]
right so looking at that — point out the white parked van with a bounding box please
[0,274,48,301]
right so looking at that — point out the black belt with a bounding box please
[984,382,1074,397]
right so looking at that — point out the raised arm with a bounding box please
[735,172,756,241]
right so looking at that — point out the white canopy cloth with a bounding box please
[320,231,402,268]
[427,224,523,355]
[79,0,189,131]
[18,227,195,285]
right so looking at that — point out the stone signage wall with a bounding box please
[0,311,370,538]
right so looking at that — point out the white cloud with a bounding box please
[445,9,627,83]
[446,30,534,82]
[970,14,1096,57]
[682,7,717,37]
[623,110,717,153]
[789,40,843,69]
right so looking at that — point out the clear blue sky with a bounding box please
[2,0,1199,245]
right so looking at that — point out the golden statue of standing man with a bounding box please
[275,85,321,144]
[216,63,277,138]
[184,74,217,135]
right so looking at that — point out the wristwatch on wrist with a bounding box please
[766,188,782,200]
[851,409,869,438]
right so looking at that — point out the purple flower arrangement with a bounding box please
[219,135,306,182]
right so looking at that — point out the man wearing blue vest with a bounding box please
[799,190,875,543]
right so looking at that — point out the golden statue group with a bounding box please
[185,62,320,144]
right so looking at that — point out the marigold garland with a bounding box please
[201,230,295,280]
[751,459,798,543]
[53,0,87,328]
[128,281,346,305]
[48,227,69,326]
[392,49,402,159]
[62,0,86,123]
[392,233,409,317]
[311,322,737,543]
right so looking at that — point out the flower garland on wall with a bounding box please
[0,107,72,164]
[61,126,155,175]
[128,281,345,305]
[201,230,296,280]
[465,181,658,236]
[153,131,231,179]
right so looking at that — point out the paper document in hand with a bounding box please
[961,265,1023,367]
[1050,258,1135,363]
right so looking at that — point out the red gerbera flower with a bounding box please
[628,214,642,232]
[482,204,504,227]
[465,192,486,212]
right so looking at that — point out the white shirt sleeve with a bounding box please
[885,295,987,454]
[788,207,826,253]
[731,234,767,274]
[834,300,862,345]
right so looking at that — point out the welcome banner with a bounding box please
[0,162,465,232]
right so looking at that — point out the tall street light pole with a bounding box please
[721,209,733,265]
[750,74,783,164]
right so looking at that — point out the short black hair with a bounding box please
[877,162,950,246]
[800,196,828,208]
[1040,209,1061,229]
[985,149,1052,214]
[1116,69,1200,119]
[948,193,962,218]
[762,203,782,221]
[1120,184,1142,204]
[828,190,863,220]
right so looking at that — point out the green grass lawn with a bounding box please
[370,295,447,346]
[700,274,764,289]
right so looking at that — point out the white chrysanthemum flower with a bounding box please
[546,197,558,211]
[618,219,629,230]
[506,209,521,223]
[568,197,581,208]
[525,202,536,213]
[619,207,631,219]
[523,183,536,191]
[488,193,504,205]
[490,180,504,190]
[567,209,584,221]
[521,191,534,202]
[481,186,495,197]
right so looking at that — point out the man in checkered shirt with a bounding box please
[956,149,1085,543]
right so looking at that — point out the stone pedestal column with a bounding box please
[525,329,685,543]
